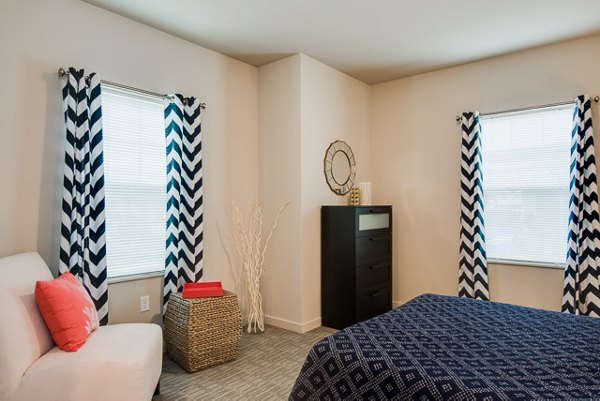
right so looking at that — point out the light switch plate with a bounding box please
[140,295,150,312]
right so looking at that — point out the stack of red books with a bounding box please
[182,281,224,299]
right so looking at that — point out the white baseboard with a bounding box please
[300,317,322,332]
[264,304,404,332]
[264,315,322,334]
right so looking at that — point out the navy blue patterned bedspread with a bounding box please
[289,294,600,400]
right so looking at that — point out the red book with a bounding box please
[182,281,224,299]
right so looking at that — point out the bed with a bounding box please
[289,294,600,400]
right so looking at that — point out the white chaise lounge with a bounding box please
[0,252,162,401]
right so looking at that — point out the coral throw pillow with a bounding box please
[35,272,100,352]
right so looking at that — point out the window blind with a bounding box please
[480,104,574,266]
[101,85,166,278]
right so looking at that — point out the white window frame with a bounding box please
[101,83,167,281]
[480,104,574,269]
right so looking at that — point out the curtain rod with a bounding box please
[57,68,206,109]
[454,96,599,122]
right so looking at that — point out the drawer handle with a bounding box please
[370,291,385,298]
[370,237,387,241]
[369,264,387,270]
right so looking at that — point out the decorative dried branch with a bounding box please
[231,199,289,333]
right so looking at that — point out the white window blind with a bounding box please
[480,105,574,266]
[101,84,166,278]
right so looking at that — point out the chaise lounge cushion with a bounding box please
[16,323,162,401]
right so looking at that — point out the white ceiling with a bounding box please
[84,0,600,84]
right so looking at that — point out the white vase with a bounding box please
[359,182,372,205]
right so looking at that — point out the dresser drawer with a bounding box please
[355,207,391,237]
[356,284,391,321]
[356,235,391,262]
[356,261,391,289]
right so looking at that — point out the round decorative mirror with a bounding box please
[323,140,356,195]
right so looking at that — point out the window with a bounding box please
[480,105,574,266]
[101,84,166,278]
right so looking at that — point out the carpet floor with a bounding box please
[154,325,336,401]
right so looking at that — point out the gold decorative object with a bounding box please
[349,188,360,205]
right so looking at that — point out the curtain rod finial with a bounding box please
[58,67,67,77]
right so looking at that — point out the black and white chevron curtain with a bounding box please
[59,67,109,325]
[163,95,204,311]
[458,112,489,301]
[563,95,600,317]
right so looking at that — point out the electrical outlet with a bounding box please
[140,295,150,312]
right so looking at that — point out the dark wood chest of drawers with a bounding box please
[321,205,392,329]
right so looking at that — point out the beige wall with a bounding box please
[108,276,164,324]
[370,33,600,311]
[258,55,303,327]
[259,54,370,332]
[0,0,259,323]
[299,55,371,324]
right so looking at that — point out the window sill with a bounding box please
[107,270,164,284]
[488,258,564,270]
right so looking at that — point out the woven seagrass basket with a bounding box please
[164,291,242,373]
